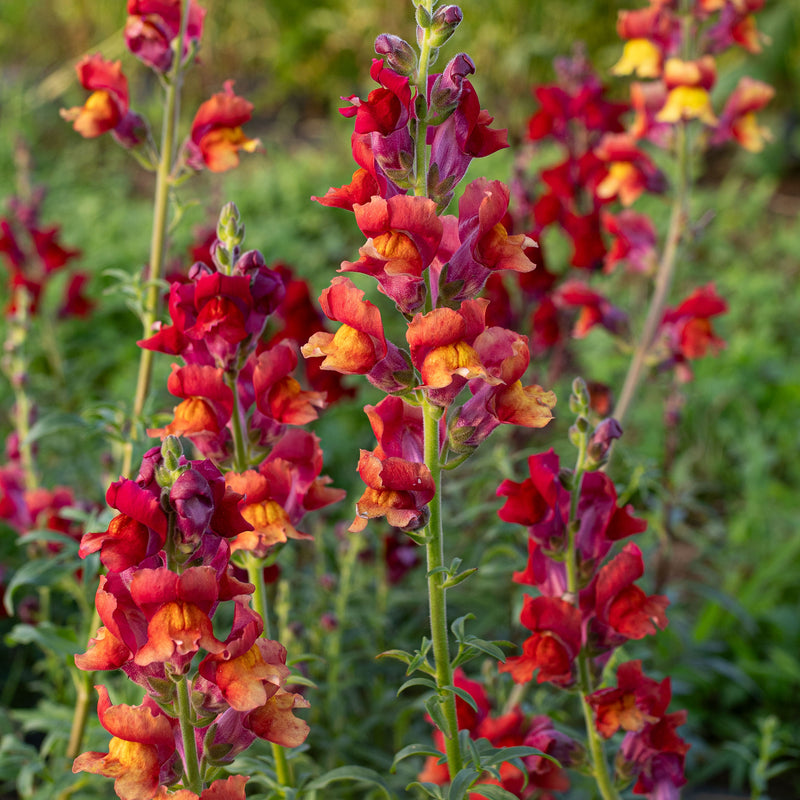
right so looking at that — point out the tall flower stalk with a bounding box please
[306,0,555,786]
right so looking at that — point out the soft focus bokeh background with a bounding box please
[1,0,800,796]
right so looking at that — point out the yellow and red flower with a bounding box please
[186,82,261,173]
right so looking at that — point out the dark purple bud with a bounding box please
[170,467,214,542]
[429,5,463,47]
[375,34,417,76]
[429,53,475,120]
[586,418,623,467]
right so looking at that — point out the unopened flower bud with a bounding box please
[156,436,188,489]
[586,418,623,468]
[571,376,590,409]
[375,34,417,76]
[428,5,463,48]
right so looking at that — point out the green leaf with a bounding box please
[377,648,414,666]
[405,781,445,800]
[391,743,445,772]
[5,622,82,657]
[424,695,452,739]
[25,412,91,444]
[467,784,522,800]
[442,684,478,714]
[303,765,394,799]
[448,766,480,800]
[3,554,75,615]
[463,637,510,662]
[450,614,476,642]
[398,677,438,696]
[441,567,478,590]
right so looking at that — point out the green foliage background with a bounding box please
[0,0,799,797]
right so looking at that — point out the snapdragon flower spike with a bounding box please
[60,54,146,148]
[184,81,261,173]
[125,0,207,73]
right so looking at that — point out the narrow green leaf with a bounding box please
[5,622,82,657]
[304,765,394,799]
[377,649,414,666]
[397,676,438,696]
[391,743,445,772]
[424,695,452,739]
[448,766,479,800]
[467,784,523,800]
[405,781,445,800]
[441,567,478,590]
[479,745,555,769]
[441,684,478,714]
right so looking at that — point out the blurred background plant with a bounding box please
[0,0,799,798]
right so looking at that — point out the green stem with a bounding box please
[226,369,250,473]
[611,122,690,433]
[176,676,203,793]
[422,396,463,776]
[121,1,193,479]
[245,558,292,789]
[566,437,620,800]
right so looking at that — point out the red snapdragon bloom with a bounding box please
[73,686,178,800]
[340,58,414,137]
[140,255,285,369]
[587,660,670,739]
[595,133,667,207]
[225,429,344,556]
[659,283,727,380]
[554,280,628,339]
[587,542,669,649]
[125,0,207,73]
[406,299,497,399]
[450,327,556,449]
[349,449,435,533]
[499,595,583,686]
[602,210,658,274]
[0,193,83,315]
[656,56,718,125]
[710,75,774,152]
[61,54,145,147]
[185,82,261,173]
[301,276,388,375]
[443,179,536,302]
[341,194,443,313]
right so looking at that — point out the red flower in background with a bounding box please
[60,54,146,148]
[185,82,261,173]
[125,0,207,73]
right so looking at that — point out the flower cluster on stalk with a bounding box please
[494,0,772,390]
[73,438,310,800]
[306,5,556,536]
[61,0,259,174]
[493,381,689,798]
